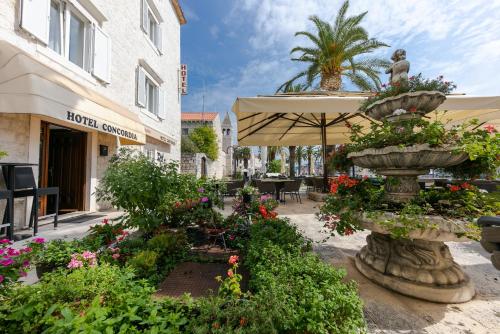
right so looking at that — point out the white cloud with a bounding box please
[184,0,500,120]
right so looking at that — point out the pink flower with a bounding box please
[0,275,4,284]
[201,197,209,203]
[227,269,234,277]
[0,239,12,244]
[0,258,14,266]
[22,260,30,267]
[19,270,27,277]
[67,258,83,269]
[32,237,45,244]
[7,248,20,257]
[102,219,109,225]
[484,125,497,134]
[112,253,120,260]
[228,255,239,265]
[81,251,96,260]
[20,247,32,254]
[197,187,205,193]
[229,235,235,241]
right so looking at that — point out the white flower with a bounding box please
[392,109,407,116]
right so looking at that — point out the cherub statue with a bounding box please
[386,49,410,87]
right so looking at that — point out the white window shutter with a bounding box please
[158,88,166,119]
[156,25,163,54]
[20,0,50,44]
[137,67,146,107]
[92,25,111,83]
[141,0,148,33]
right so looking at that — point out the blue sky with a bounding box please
[180,0,500,122]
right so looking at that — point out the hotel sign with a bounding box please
[66,111,138,141]
[180,64,188,95]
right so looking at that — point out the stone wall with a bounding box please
[181,153,222,179]
[0,114,31,228]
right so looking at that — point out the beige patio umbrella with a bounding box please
[232,92,500,190]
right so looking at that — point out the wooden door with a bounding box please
[47,129,87,213]
[38,122,50,216]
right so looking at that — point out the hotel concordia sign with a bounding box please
[66,111,138,141]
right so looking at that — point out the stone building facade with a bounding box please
[0,0,186,228]
[181,112,226,179]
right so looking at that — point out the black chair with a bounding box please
[312,177,323,192]
[478,216,500,270]
[12,167,59,235]
[281,179,302,203]
[304,177,314,193]
[0,190,14,240]
[225,180,244,197]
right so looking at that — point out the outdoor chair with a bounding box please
[312,177,323,192]
[478,216,500,270]
[304,177,314,193]
[204,213,228,252]
[0,189,14,240]
[255,180,275,195]
[281,179,302,204]
[12,167,59,235]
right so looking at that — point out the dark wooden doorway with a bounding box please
[39,122,87,215]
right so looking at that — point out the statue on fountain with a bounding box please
[386,49,410,88]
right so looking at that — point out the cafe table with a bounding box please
[259,179,295,202]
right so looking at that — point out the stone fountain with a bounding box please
[347,49,475,303]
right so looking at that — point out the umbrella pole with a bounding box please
[321,113,328,193]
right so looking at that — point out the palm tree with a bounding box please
[305,146,315,175]
[278,0,389,92]
[234,146,251,169]
[288,146,296,177]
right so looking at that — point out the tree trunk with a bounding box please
[244,158,248,169]
[320,73,341,91]
[289,146,296,177]
[297,156,302,176]
[308,153,313,175]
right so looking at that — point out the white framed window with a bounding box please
[137,65,166,119]
[21,0,111,83]
[141,0,163,53]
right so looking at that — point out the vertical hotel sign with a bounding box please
[180,64,188,95]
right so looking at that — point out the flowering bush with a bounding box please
[327,145,353,173]
[67,251,97,269]
[86,219,128,247]
[0,238,44,290]
[233,188,279,220]
[216,255,243,299]
[32,239,86,273]
[360,73,457,112]
[318,175,382,236]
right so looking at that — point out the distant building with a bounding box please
[181,112,226,178]
[221,113,234,176]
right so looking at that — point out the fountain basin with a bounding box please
[365,91,446,120]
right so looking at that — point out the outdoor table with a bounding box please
[259,179,295,202]
[0,162,38,232]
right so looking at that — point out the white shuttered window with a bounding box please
[141,0,163,53]
[20,0,111,83]
[137,66,166,119]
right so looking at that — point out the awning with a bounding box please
[0,41,146,144]
[145,126,177,145]
[233,92,500,146]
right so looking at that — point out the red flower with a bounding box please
[449,185,461,192]
[227,269,234,277]
[259,205,268,217]
[228,255,239,265]
[330,182,339,194]
[229,235,235,241]
[484,125,497,134]
[408,107,417,113]
[344,228,354,236]
[460,182,473,190]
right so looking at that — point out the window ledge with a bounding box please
[140,108,161,122]
[36,46,99,86]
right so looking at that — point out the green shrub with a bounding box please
[267,160,281,173]
[33,239,85,271]
[0,264,193,333]
[181,135,199,153]
[189,126,218,160]
[127,250,159,278]
[147,230,188,256]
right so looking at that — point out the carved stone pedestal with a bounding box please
[355,232,475,303]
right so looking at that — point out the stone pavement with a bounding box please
[221,196,500,334]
